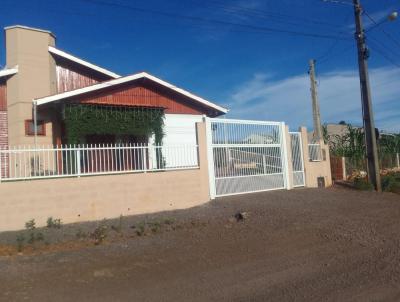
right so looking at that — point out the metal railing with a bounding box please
[308,144,322,162]
[0,144,199,182]
[207,118,287,197]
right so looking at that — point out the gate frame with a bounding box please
[289,131,306,188]
[205,117,291,199]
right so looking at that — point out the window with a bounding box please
[25,120,46,136]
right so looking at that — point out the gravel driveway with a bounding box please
[1,187,400,301]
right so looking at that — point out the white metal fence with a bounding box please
[0,144,199,181]
[308,144,322,162]
[290,132,305,187]
[206,118,288,197]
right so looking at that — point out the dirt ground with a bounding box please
[1,187,400,302]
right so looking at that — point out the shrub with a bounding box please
[164,218,175,225]
[148,221,161,233]
[111,215,123,233]
[46,217,62,229]
[353,177,374,191]
[382,173,400,193]
[25,219,36,231]
[16,234,25,252]
[75,229,87,239]
[91,222,108,245]
[135,222,146,236]
[23,219,45,246]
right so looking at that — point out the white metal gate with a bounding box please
[206,118,289,198]
[289,132,305,187]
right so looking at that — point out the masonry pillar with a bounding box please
[5,26,57,146]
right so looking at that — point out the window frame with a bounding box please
[25,119,46,136]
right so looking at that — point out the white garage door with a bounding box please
[161,114,203,168]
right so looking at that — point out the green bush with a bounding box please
[46,217,62,229]
[16,234,25,252]
[353,177,374,191]
[382,173,400,193]
[91,222,108,245]
[24,219,45,246]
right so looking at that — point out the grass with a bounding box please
[352,172,400,193]
[382,172,400,193]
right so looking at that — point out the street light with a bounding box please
[388,11,398,22]
[367,10,398,31]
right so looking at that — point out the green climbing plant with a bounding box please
[63,104,164,144]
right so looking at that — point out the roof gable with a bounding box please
[34,72,228,115]
[49,46,120,79]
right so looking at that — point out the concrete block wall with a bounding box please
[0,123,211,232]
[299,127,332,188]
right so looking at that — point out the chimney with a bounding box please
[4,25,57,146]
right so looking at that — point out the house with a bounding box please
[242,133,275,144]
[0,25,228,156]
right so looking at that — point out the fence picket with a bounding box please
[0,143,199,181]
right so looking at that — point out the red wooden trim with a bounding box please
[0,84,6,111]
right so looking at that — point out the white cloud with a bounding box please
[226,66,400,132]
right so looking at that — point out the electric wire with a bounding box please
[364,11,400,49]
[80,0,351,41]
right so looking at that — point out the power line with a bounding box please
[317,44,355,65]
[368,35,400,60]
[192,0,346,29]
[368,41,400,68]
[316,10,355,63]
[319,0,354,7]
[81,0,351,40]
[364,11,400,49]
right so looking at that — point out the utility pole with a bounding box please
[353,0,382,191]
[308,59,323,141]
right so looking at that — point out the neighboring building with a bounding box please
[242,133,275,144]
[0,25,228,153]
[308,123,362,142]
[325,123,355,138]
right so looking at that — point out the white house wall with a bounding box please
[160,114,203,168]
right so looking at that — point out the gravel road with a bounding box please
[1,187,400,302]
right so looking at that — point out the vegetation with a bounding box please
[382,172,400,193]
[353,177,374,191]
[75,229,88,239]
[91,221,108,245]
[324,123,400,191]
[46,217,62,229]
[324,123,399,170]
[16,234,25,253]
[16,219,45,252]
[64,104,165,145]
[111,215,124,233]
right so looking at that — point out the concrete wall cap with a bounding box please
[4,25,56,38]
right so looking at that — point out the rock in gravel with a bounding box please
[234,212,249,222]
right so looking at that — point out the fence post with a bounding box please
[280,122,292,190]
[205,117,216,199]
[397,153,400,169]
[262,155,267,175]
[144,144,148,173]
[76,147,81,177]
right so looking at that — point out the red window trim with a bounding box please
[25,120,46,136]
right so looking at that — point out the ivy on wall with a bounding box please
[63,104,165,144]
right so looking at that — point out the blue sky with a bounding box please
[1,0,399,132]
